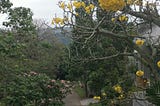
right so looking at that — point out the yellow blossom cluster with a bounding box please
[126,0,143,5]
[73,1,85,9]
[93,96,101,100]
[59,1,65,9]
[134,0,143,6]
[111,15,128,22]
[59,2,73,11]
[135,39,144,46]
[67,3,72,11]
[136,70,144,77]
[73,1,95,14]
[113,85,122,93]
[58,1,95,14]
[113,85,125,100]
[52,17,68,25]
[126,0,134,5]
[85,4,95,14]
[98,0,125,11]
[119,15,128,21]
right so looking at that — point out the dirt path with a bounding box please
[63,91,81,106]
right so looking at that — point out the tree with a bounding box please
[1,4,66,77]
[0,1,71,105]
[0,0,12,13]
[53,0,160,105]
[53,0,160,82]
[3,7,36,35]
[54,1,134,103]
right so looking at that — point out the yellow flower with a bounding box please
[73,1,82,8]
[93,96,97,99]
[67,3,72,11]
[52,17,64,25]
[81,2,86,8]
[134,0,142,6]
[119,15,128,22]
[85,6,91,14]
[89,4,95,9]
[86,10,91,14]
[114,85,122,93]
[126,0,134,5]
[118,94,124,99]
[157,61,160,68]
[59,2,65,9]
[98,0,125,11]
[111,18,116,22]
[84,4,94,14]
[135,39,144,46]
[75,12,79,16]
[97,96,101,100]
[136,70,144,77]
[93,96,101,100]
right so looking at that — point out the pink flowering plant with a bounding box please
[0,71,72,106]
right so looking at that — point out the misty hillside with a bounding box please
[37,27,72,45]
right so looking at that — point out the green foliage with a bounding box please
[0,34,24,57]
[146,81,160,106]
[89,103,102,106]
[67,35,133,97]
[41,41,52,48]
[0,72,72,106]
[0,2,69,106]
[74,85,86,99]
[3,7,36,34]
[0,0,12,13]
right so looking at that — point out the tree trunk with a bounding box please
[84,81,88,98]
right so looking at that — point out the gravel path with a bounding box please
[63,91,81,106]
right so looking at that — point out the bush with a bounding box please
[0,72,72,106]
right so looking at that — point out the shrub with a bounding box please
[0,72,72,106]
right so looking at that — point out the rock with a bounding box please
[80,98,99,106]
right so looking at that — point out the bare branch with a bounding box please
[127,10,160,27]
[72,52,133,62]
[84,16,106,44]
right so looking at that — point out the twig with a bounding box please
[83,16,106,45]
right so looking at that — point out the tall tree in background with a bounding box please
[0,0,12,13]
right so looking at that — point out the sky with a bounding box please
[0,0,65,28]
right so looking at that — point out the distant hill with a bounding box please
[54,27,72,45]
[37,27,72,45]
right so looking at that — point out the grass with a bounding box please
[74,85,86,99]
[0,102,5,106]
[74,84,102,106]
[89,103,102,106]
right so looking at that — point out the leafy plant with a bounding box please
[146,81,160,106]
[0,72,72,106]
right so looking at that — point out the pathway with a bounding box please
[63,91,81,106]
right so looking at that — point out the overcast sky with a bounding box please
[0,0,65,28]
